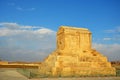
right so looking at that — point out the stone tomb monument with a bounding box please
[39,26,116,77]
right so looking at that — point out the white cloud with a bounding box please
[16,7,23,11]
[92,43,120,61]
[28,8,36,11]
[104,30,115,33]
[35,28,55,34]
[16,7,36,11]
[0,22,56,61]
[0,22,55,36]
[103,26,120,42]
[0,28,14,36]
[7,2,36,11]
[0,22,19,29]
[104,26,120,33]
[103,38,111,41]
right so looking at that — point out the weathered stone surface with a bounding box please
[39,26,116,77]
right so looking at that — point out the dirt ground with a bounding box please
[0,68,120,80]
[31,77,120,80]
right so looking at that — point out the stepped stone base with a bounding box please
[39,50,116,77]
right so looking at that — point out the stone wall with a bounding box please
[57,26,91,51]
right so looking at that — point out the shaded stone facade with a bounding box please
[39,26,116,77]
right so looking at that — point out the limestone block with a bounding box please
[61,67,72,77]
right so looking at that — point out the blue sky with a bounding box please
[0,0,120,61]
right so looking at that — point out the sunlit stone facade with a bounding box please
[39,26,116,77]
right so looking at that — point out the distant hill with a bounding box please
[8,61,41,64]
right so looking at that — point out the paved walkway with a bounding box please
[0,68,28,80]
[0,68,120,80]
